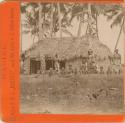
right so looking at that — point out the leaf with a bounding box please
[111,12,124,28]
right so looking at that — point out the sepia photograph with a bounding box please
[20,2,124,114]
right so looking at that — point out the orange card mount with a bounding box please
[0,0,125,123]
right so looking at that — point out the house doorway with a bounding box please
[59,60,66,69]
[45,56,55,70]
[30,58,41,74]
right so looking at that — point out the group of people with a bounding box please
[48,49,122,76]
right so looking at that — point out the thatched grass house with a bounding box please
[22,35,113,74]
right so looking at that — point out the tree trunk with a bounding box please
[95,13,99,39]
[77,21,82,37]
[50,4,53,37]
[57,3,62,38]
[88,3,92,23]
[114,18,124,50]
[86,3,92,36]
[77,4,85,37]
[39,3,44,40]
[87,3,92,48]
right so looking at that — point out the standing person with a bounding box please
[112,49,122,74]
[55,54,60,73]
[40,56,45,74]
[88,49,96,63]
[113,49,121,65]
[87,49,96,73]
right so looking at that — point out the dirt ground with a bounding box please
[20,73,124,114]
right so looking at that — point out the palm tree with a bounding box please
[21,3,39,44]
[21,3,52,41]
[52,3,74,37]
[21,3,74,40]
[85,4,107,39]
[77,4,87,37]
[69,3,108,38]
[68,3,88,37]
[104,4,124,50]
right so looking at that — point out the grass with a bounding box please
[20,73,124,114]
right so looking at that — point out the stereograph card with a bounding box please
[0,0,125,122]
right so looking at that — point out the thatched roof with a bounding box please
[65,36,112,59]
[24,35,112,60]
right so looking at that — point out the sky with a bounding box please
[21,12,124,63]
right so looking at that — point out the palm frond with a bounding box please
[111,12,124,28]
[106,11,119,21]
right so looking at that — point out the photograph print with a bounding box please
[20,2,125,114]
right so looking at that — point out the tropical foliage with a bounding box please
[21,3,124,47]
[21,3,74,40]
[104,4,124,50]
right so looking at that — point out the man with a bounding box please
[113,49,121,65]
[112,49,122,74]
[55,54,60,73]
[87,49,97,73]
